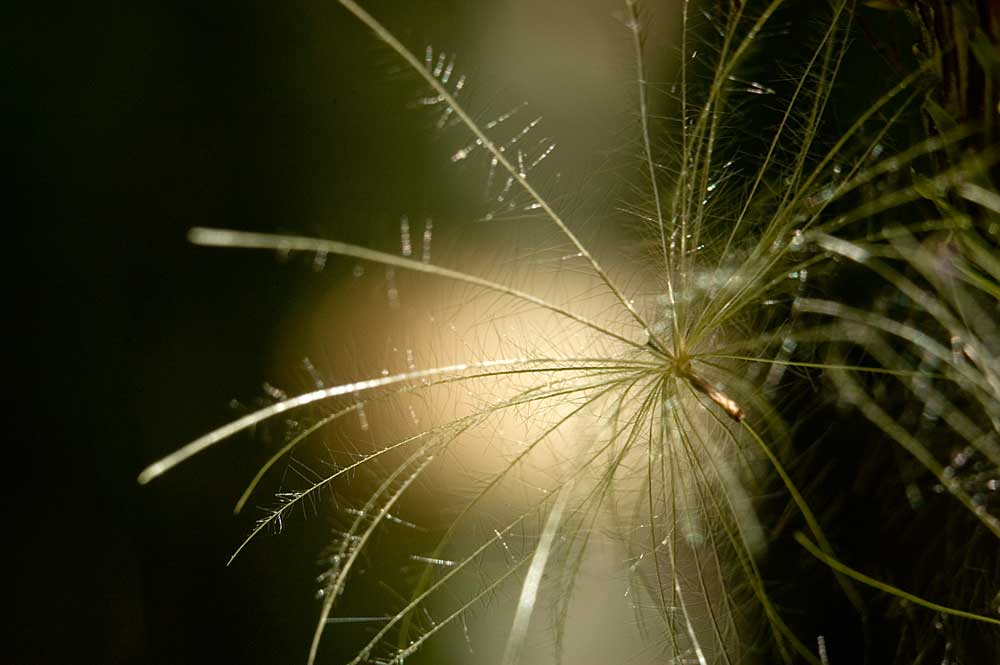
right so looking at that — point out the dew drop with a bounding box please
[312,251,327,272]
[385,265,400,308]
[353,390,369,431]
[421,218,433,263]
[400,215,412,257]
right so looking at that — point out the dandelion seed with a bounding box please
[143,3,1000,664]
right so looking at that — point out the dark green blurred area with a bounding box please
[10,1,938,664]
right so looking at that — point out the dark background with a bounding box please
[11,2,457,662]
[10,1,927,664]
